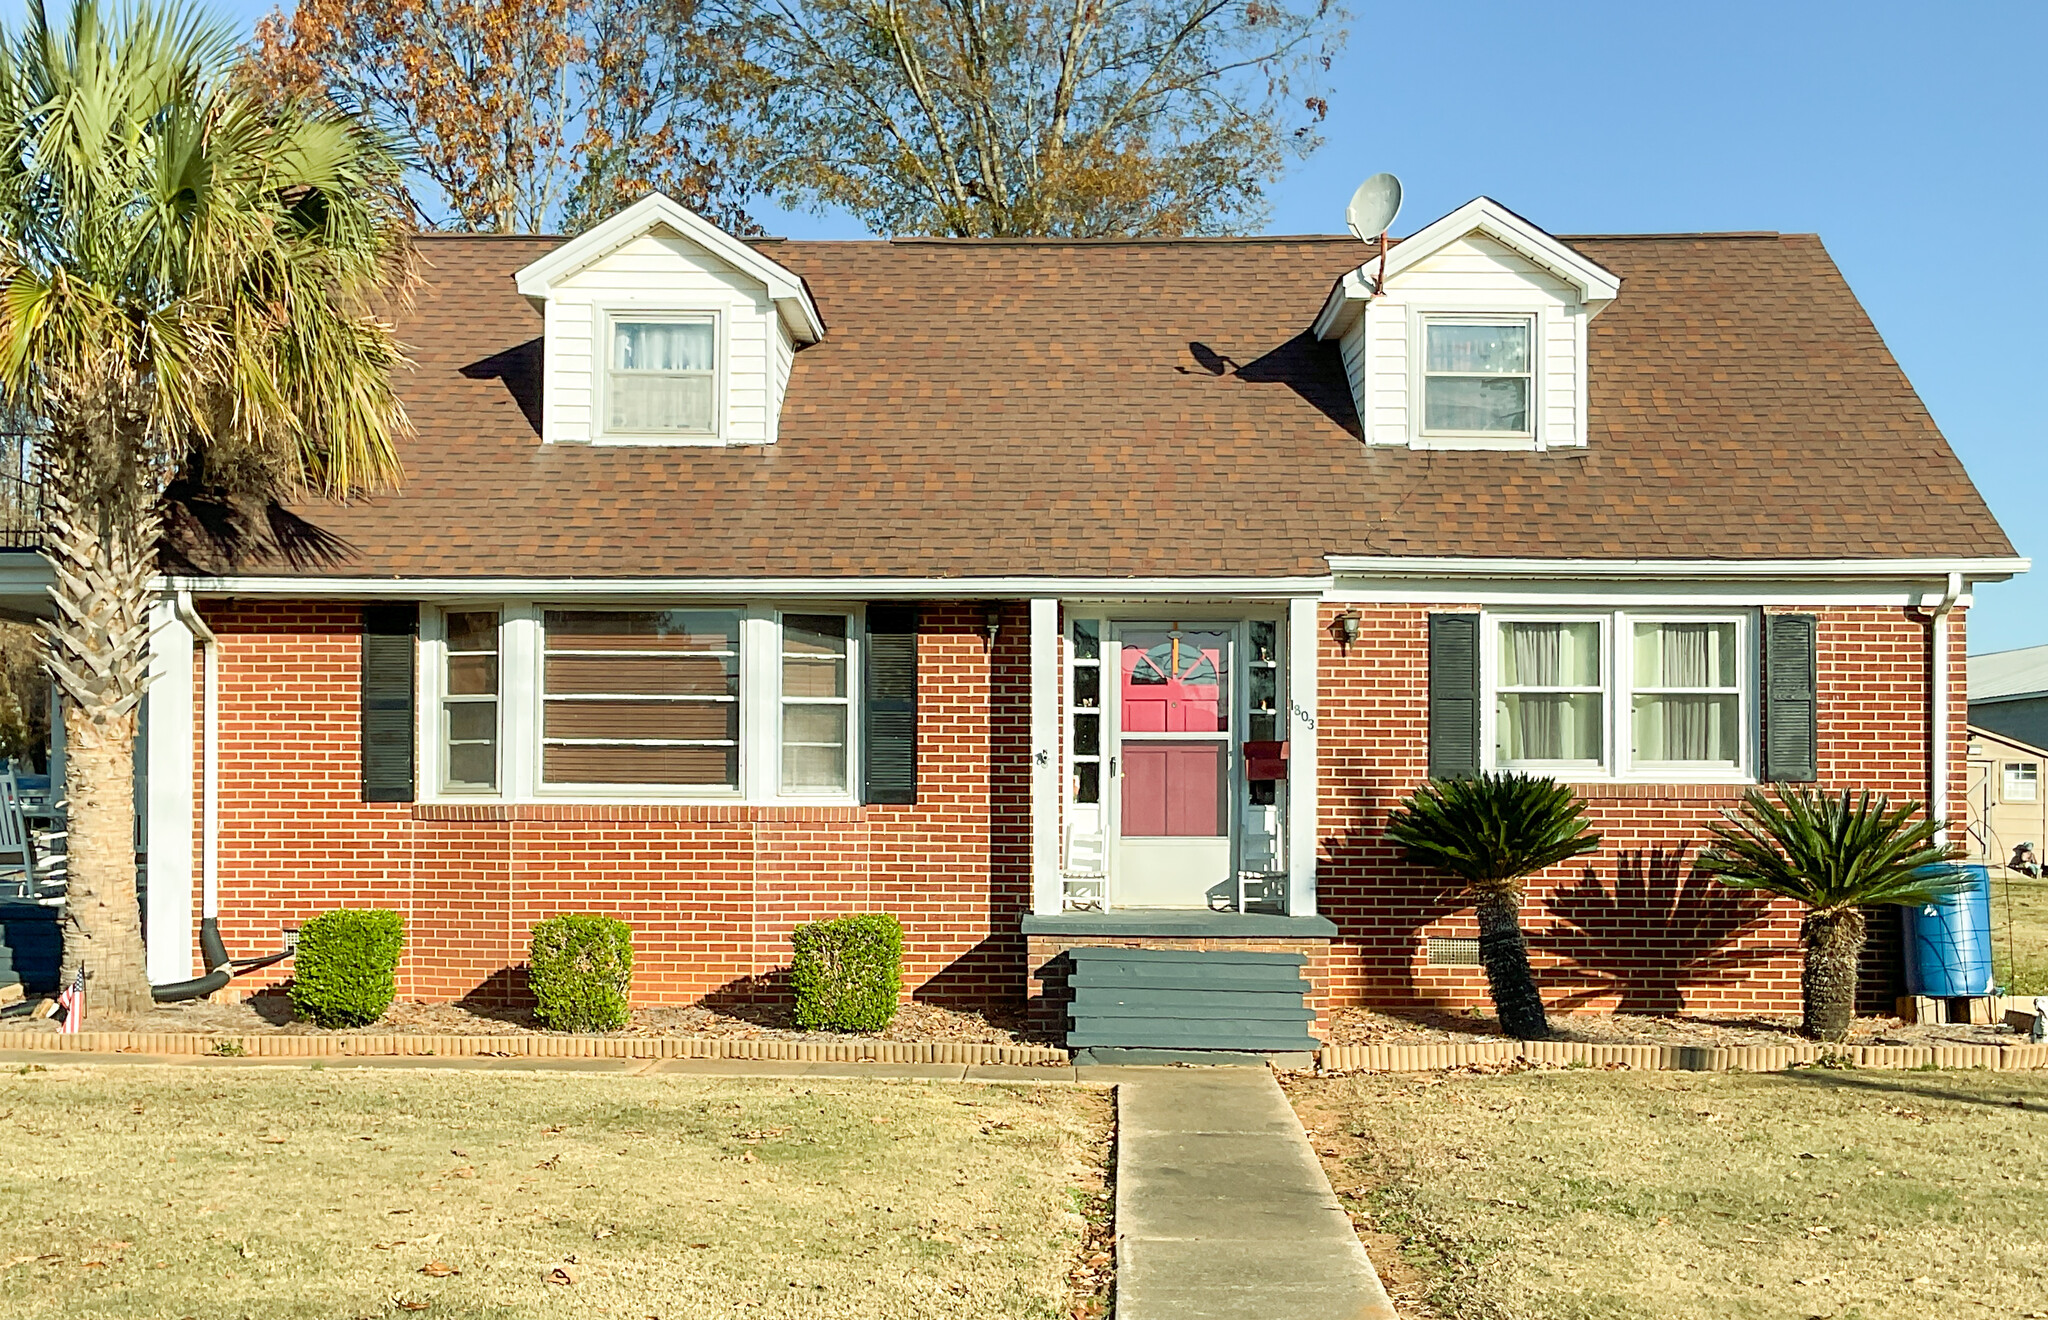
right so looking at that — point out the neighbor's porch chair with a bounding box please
[0,769,63,904]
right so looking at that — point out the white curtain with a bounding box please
[615,321,714,371]
[1498,622,1599,763]
[1634,623,1735,764]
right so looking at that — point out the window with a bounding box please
[2005,762,2039,803]
[542,609,740,788]
[1423,318,1532,434]
[440,610,499,791]
[607,317,716,435]
[780,614,851,794]
[1487,612,1753,779]
[1495,619,1604,768]
[1631,621,1741,770]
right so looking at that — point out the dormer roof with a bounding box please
[1312,196,1623,341]
[513,193,826,344]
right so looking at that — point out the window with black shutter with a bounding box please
[1428,613,1482,779]
[361,605,419,802]
[1762,613,1819,782]
[862,606,918,804]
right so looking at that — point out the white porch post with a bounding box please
[144,598,196,984]
[1029,598,1063,916]
[1286,597,1320,917]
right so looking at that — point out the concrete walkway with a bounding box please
[1113,1066,1397,1320]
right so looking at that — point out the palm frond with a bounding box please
[1386,772,1602,891]
[1694,787,1970,916]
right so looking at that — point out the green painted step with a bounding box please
[1071,986,1310,1011]
[1068,967,1309,992]
[1060,943,1320,1053]
[1067,1023,1320,1050]
[1068,946,1306,967]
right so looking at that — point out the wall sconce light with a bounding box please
[1334,609,1363,647]
[982,603,1003,648]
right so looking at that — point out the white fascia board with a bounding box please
[1311,269,1374,340]
[514,193,825,344]
[1969,690,2048,707]
[164,573,1337,600]
[1314,197,1624,339]
[1326,554,2030,582]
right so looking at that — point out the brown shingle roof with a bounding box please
[240,229,2011,580]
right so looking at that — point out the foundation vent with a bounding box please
[1425,936,1482,967]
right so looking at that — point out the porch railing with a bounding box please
[0,433,43,552]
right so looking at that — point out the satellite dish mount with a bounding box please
[1344,173,1403,298]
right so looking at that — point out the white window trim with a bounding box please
[417,601,863,806]
[1480,608,1759,784]
[773,607,863,799]
[1416,311,1538,444]
[593,306,728,447]
[424,606,503,796]
[2003,762,2039,803]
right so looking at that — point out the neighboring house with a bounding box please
[0,193,2025,1026]
[1964,725,2047,865]
[1970,644,2048,752]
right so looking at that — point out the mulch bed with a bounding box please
[1,994,1051,1047]
[1319,1004,2021,1050]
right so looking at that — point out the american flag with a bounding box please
[57,965,84,1034]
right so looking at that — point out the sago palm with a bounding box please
[0,0,409,1012]
[1386,773,1601,1039]
[1695,787,1969,1042]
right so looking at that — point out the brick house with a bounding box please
[0,192,2023,1030]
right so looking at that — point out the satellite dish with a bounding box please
[1345,172,1402,242]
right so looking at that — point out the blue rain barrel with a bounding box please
[1902,863,1994,997]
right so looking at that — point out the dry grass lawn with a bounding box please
[1993,869,2048,995]
[1,1064,1108,1320]
[1290,1065,2048,1320]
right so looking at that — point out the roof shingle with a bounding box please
[238,229,2011,580]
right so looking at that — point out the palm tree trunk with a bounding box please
[1801,908,1866,1043]
[1475,886,1550,1040]
[41,475,159,1016]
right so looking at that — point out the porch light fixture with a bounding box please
[1334,609,1363,647]
[982,603,1003,648]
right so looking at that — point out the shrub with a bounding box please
[528,915,635,1031]
[288,909,405,1027]
[790,913,903,1032]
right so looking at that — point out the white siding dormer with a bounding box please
[1314,197,1618,452]
[516,194,823,447]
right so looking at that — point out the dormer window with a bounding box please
[607,315,718,437]
[1423,317,1532,436]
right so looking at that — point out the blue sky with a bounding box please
[6,0,2042,652]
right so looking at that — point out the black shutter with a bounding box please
[361,604,418,803]
[1762,613,1819,783]
[863,606,919,804]
[1428,613,1482,779]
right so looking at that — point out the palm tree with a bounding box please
[0,0,409,1013]
[1386,773,1601,1039]
[1695,787,1970,1043]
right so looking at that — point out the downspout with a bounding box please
[1929,571,1963,845]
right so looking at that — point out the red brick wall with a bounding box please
[1315,602,1963,1017]
[183,597,1959,1020]
[198,600,1030,1008]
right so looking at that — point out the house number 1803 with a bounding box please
[1290,701,1316,730]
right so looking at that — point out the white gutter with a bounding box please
[173,590,218,923]
[1929,570,1963,845]
[159,573,1338,600]
[1326,555,2031,581]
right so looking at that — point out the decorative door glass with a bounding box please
[1118,628,1230,838]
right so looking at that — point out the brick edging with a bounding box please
[5,1032,1071,1066]
[1316,1040,2048,1073]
